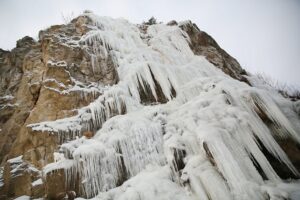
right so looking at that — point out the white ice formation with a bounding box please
[28,12,300,200]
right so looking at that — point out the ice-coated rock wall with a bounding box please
[0,11,299,200]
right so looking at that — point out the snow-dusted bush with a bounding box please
[255,72,300,100]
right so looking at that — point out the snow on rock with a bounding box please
[0,167,4,188]
[13,196,30,200]
[28,85,129,144]
[7,156,40,178]
[37,12,300,200]
[43,158,75,176]
[76,166,196,200]
[7,155,23,164]
[31,178,43,187]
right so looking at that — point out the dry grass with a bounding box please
[255,73,300,101]
[61,11,76,24]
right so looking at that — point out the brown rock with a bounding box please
[179,21,247,81]
[0,14,115,199]
[1,157,41,198]
[83,131,94,139]
[45,168,80,200]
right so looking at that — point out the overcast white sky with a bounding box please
[0,0,299,86]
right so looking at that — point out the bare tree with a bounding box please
[61,11,76,24]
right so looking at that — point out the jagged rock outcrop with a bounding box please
[0,14,118,198]
[178,21,247,81]
[0,12,299,200]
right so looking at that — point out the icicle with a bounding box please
[59,111,166,197]
[38,13,300,200]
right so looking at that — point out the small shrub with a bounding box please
[255,72,300,101]
[61,11,76,24]
[143,17,157,25]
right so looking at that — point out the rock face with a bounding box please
[0,13,299,200]
[179,21,247,81]
[0,15,117,198]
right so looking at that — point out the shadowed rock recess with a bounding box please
[0,12,300,200]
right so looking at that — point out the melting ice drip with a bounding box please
[40,13,300,200]
[59,114,165,197]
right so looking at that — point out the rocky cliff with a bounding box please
[0,11,300,200]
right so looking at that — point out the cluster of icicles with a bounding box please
[37,13,300,200]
